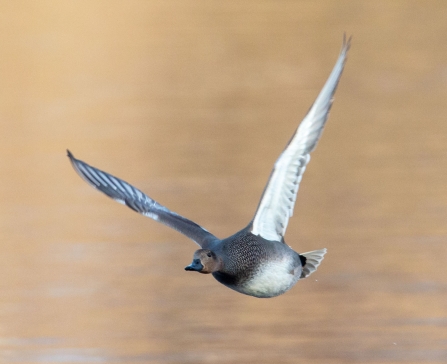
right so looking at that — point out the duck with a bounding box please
[67,36,350,298]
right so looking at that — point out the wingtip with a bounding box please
[342,33,352,52]
[67,149,74,159]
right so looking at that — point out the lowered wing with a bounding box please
[67,150,218,247]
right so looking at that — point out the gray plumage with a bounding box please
[67,36,350,298]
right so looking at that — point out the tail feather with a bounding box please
[299,248,327,278]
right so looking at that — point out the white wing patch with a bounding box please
[252,36,351,242]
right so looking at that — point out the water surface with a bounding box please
[1,1,447,363]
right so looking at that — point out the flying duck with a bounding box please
[68,36,350,298]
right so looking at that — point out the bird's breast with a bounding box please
[214,255,301,298]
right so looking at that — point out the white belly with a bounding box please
[235,259,301,298]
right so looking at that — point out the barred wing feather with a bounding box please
[67,150,217,247]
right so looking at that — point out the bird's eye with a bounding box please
[207,252,212,258]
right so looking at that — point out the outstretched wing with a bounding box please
[67,150,218,247]
[251,36,351,242]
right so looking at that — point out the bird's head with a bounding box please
[185,249,221,274]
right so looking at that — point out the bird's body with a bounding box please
[68,36,350,298]
[208,228,301,298]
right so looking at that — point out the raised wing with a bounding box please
[251,36,351,242]
[67,150,218,247]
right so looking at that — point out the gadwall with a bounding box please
[68,36,350,298]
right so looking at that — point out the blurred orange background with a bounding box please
[1,1,446,363]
